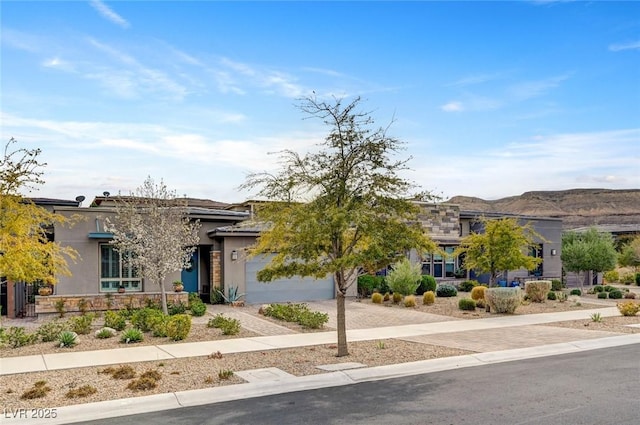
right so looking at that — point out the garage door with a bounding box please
[245,255,335,304]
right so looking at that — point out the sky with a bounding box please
[1,0,639,204]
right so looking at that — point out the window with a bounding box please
[529,244,543,277]
[100,244,141,292]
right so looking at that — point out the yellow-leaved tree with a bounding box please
[0,138,78,285]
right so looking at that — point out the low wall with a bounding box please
[35,292,189,315]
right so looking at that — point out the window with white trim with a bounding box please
[100,244,141,292]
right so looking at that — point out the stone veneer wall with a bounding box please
[416,204,461,240]
[211,250,222,290]
[35,292,188,315]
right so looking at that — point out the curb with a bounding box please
[5,333,639,425]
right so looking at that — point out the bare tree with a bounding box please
[106,177,201,314]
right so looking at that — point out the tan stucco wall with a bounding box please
[221,237,257,297]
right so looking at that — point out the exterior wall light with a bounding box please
[550,249,557,256]
[231,250,238,261]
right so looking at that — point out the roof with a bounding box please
[29,197,82,207]
[459,210,563,222]
[208,220,269,237]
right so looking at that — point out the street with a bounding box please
[80,344,639,425]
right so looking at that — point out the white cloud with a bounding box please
[441,101,464,112]
[609,41,640,52]
[89,1,130,29]
[42,57,75,72]
[508,74,570,101]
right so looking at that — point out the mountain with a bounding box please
[447,188,640,230]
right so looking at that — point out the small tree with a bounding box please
[455,217,542,287]
[618,236,640,272]
[0,138,78,285]
[387,258,422,296]
[106,177,201,314]
[241,96,436,357]
[562,228,617,291]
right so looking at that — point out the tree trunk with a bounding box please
[336,289,348,357]
[160,279,168,315]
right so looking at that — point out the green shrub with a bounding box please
[371,292,383,304]
[207,314,241,335]
[636,273,640,286]
[597,291,608,299]
[167,301,187,316]
[485,288,522,314]
[120,328,144,344]
[458,280,478,292]
[621,273,635,285]
[551,279,564,291]
[387,258,421,296]
[404,295,417,307]
[458,298,476,311]
[2,327,38,348]
[297,311,329,329]
[58,331,78,347]
[470,285,487,301]
[95,327,116,339]
[68,313,95,335]
[603,270,619,283]
[131,308,165,332]
[165,314,191,341]
[617,301,640,316]
[608,289,623,299]
[392,292,403,304]
[383,292,390,301]
[358,275,377,297]
[603,285,614,292]
[104,310,127,331]
[569,289,582,296]
[37,320,69,342]
[547,291,557,301]
[422,291,435,305]
[436,284,457,298]
[417,275,437,295]
[375,276,390,294]
[190,300,207,317]
[593,285,604,293]
[525,280,552,303]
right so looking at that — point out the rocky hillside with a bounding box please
[447,189,640,230]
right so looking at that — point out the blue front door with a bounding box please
[181,249,199,294]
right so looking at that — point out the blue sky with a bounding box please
[1,1,639,203]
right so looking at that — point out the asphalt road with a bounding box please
[80,345,640,425]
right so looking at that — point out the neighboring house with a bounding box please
[1,198,564,318]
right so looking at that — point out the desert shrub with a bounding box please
[597,291,608,299]
[557,292,567,303]
[104,310,127,331]
[95,327,116,339]
[358,275,377,297]
[68,313,95,335]
[547,291,557,301]
[475,298,486,308]
[165,314,192,341]
[436,284,457,298]
[120,328,144,344]
[617,301,640,316]
[458,298,476,311]
[100,365,136,379]
[422,291,435,305]
[58,331,78,347]
[569,289,582,296]
[263,303,307,322]
[127,377,157,391]
[392,292,403,304]
[208,314,241,335]
[131,308,165,332]
[636,273,640,286]
[375,276,390,294]
[190,300,207,317]
[525,280,552,303]
[371,292,383,304]
[458,280,478,292]
[603,270,619,283]
[485,288,522,314]
[37,320,69,342]
[593,285,604,293]
[608,289,623,299]
[383,292,390,301]
[387,258,422,296]
[2,327,38,348]
[417,275,437,295]
[148,314,169,337]
[621,273,635,285]
[470,285,487,301]
[404,295,417,307]
[551,279,564,291]
[603,285,614,292]
[167,301,187,316]
[218,369,234,380]
[66,385,97,399]
[624,292,637,299]
[297,311,329,329]
[20,381,51,400]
